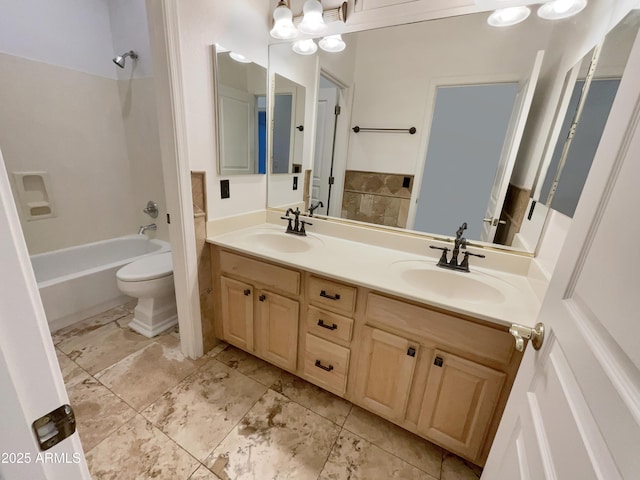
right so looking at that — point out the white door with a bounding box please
[480,51,544,242]
[483,37,640,479]
[312,86,338,215]
[218,85,256,175]
[0,149,90,480]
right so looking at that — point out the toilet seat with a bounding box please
[117,252,173,282]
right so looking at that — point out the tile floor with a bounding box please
[52,303,483,480]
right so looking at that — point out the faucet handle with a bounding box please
[429,246,450,267]
[465,251,485,258]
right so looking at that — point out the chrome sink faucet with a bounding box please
[138,223,157,235]
[429,222,485,272]
[281,208,312,236]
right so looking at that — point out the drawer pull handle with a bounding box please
[320,290,341,301]
[259,294,266,302]
[317,319,338,330]
[314,360,334,372]
[243,289,251,296]
[434,356,444,367]
[407,347,416,357]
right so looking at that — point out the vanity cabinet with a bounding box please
[210,246,522,466]
[353,326,418,420]
[217,250,301,371]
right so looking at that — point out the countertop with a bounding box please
[207,223,542,329]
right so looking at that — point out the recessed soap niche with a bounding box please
[12,171,57,221]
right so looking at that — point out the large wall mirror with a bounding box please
[266,2,639,253]
[214,46,268,176]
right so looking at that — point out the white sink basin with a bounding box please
[242,230,324,254]
[389,260,511,304]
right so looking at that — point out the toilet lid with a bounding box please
[117,252,173,282]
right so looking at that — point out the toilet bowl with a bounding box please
[116,252,177,338]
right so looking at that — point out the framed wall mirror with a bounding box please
[214,46,268,176]
[266,3,638,254]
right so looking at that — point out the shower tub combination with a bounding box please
[31,235,170,332]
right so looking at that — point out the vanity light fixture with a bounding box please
[487,6,531,27]
[319,34,346,52]
[270,0,298,40]
[537,0,587,20]
[298,0,328,35]
[292,38,318,55]
[229,52,252,63]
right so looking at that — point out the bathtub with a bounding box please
[31,235,171,332]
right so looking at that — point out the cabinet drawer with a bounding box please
[304,334,350,396]
[220,251,300,296]
[365,293,514,367]
[306,306,353,344]
[308,276,356,316]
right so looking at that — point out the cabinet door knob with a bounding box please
[259,294,266,302]
[434,356,444,367]
[243,289,251,296]
[320,290,341,301]
[317,319,338,330]
[407,347,416,357]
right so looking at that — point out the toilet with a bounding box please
[116,252,177,338]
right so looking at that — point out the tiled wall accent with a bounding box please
[341,170,413,228]
[191,171,217,353]
[495,184,531,246]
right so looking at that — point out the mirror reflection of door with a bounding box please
[219,85,257,175]
[414,82,519,240]
[313,75,341,215]
[272,93,293,174]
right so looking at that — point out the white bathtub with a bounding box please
[31,235,171,332]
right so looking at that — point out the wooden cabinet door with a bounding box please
[255,289,299,371]
[353,326,418,421]
[220,276,254,351]
[418,350,506,461]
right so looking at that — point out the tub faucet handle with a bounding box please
[143,201,158,218]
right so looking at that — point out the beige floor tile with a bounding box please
[343,406,442,477]
[319,430,438,480]
[57,317,154,375]
[142,359,267,461]
[270,371,353,426]
[189,465,222,480]
[214,345,284,386]
[95,335,207,410]
[122,299,138,313]
[67,371,137,452]
[51,305,130,345]
[86,414,199,480]
[206,341,229,358]
[55,348,86,386]
[441,452,482,480]
[205,389,341,480]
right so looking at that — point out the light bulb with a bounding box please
[298,0,328,35]
[292,39,318,55]
[270,1,298,40]
[537,0,587,20]
[229,52,251,63]
[319,34,346,53]
[487,6,531,27]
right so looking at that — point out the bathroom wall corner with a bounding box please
[191,171,218,353]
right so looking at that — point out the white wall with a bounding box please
[0,0,117,79]
[176,0,270,221]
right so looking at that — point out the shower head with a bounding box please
[112,50,138,69]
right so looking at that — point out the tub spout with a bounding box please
[138,223,157,235]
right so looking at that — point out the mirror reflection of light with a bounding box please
[538,0,587,20]
[229,52,252,63]
[292,38,318,55]
[298,0,327,35]
[487,6,531,27]
[319,34,346,53]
